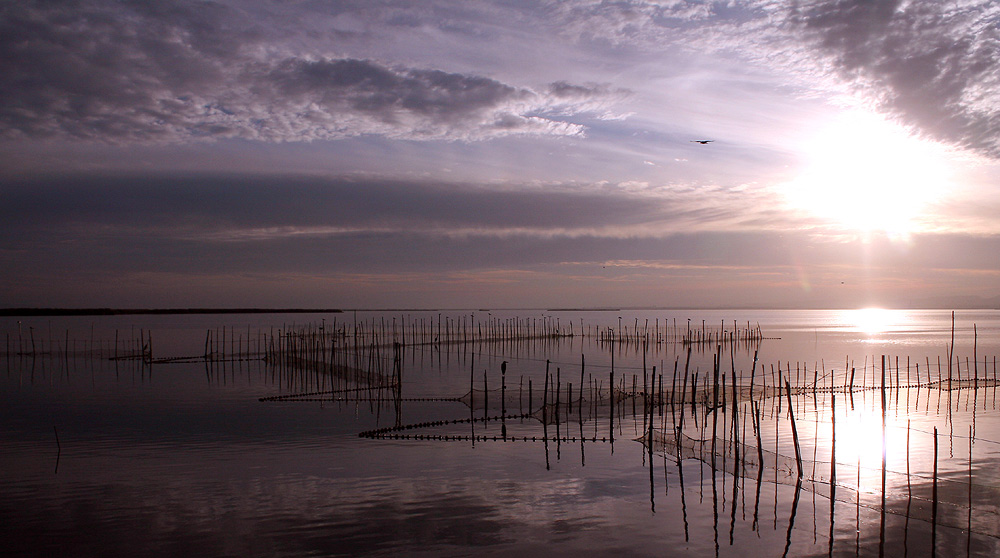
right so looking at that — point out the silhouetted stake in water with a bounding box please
[848,367,856,409]
[974,324,978,390]
[751,400,763,532]
[470,353,476,446]
[880,355,888,558]
[610,365,615,453]
[968,424,973,557]
[555,366,561,439]
[784,379,803,478]
[829,391,837,557]
[729,374,739,546]
[528,378,532,415]
[711,353,720,471]
[932,426,939,558]
[579,368,586,467]
[647,378,655,513]
[501,360,507,441]
[543,363,550,470]
[542,360,549,416]
[53,425,61,475]
[731,370,739,470]
[712,446,720,557]
[679,349,690,430]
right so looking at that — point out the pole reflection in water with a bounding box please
[712,455,720,558]
[829,392,836,558]
[783,479,803,558]
[677,445,691,542]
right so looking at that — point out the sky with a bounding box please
[2,0,1000,310]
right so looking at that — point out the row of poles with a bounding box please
[355,345,995,555]
[3,326,151,362]
[196,314,764,355]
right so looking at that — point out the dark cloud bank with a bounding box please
[3,173,999,277]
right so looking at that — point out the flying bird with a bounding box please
[690,140,714,144]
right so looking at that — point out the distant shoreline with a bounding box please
[3,305,999,317]
[0,308,344,317]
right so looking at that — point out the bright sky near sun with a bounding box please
[782,110,956,240]
[1,1,1000,309]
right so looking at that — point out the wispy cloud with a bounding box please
[688,1,1000,158]
[782,0,1000,156]
[538,0,717,45]
[528,0,1000,158]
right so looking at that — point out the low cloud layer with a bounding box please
[2,172,997,276]
[0,174,770,249]
[0,1,623,143]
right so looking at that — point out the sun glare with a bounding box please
[783,110,953,239]
[836,408,887,465]
[850,307,894,334]
[832,307,904,336]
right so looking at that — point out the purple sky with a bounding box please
[2,0,999,309]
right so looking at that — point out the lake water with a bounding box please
[3,308,1000,557]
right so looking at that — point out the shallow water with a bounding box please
[2,309,1000,556]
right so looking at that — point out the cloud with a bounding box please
[535,0,1000,158]
[692,1,1000,157]
[3,172,1000,308]
[0,1,624,143]
[0,172,808,297]
[538,0,716,45]
[5,0,993,155]
[248,58,596,140]
[782,0,1000,156]
[5,172,998,278]
[0,173,772,247]
[543,81,633,120]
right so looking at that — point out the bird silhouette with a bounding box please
[690,140,714,144]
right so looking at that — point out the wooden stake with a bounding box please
[785,379,803,478]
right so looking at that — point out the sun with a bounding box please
[782,110,953,240]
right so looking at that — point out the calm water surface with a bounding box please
[3,309,1000,557]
